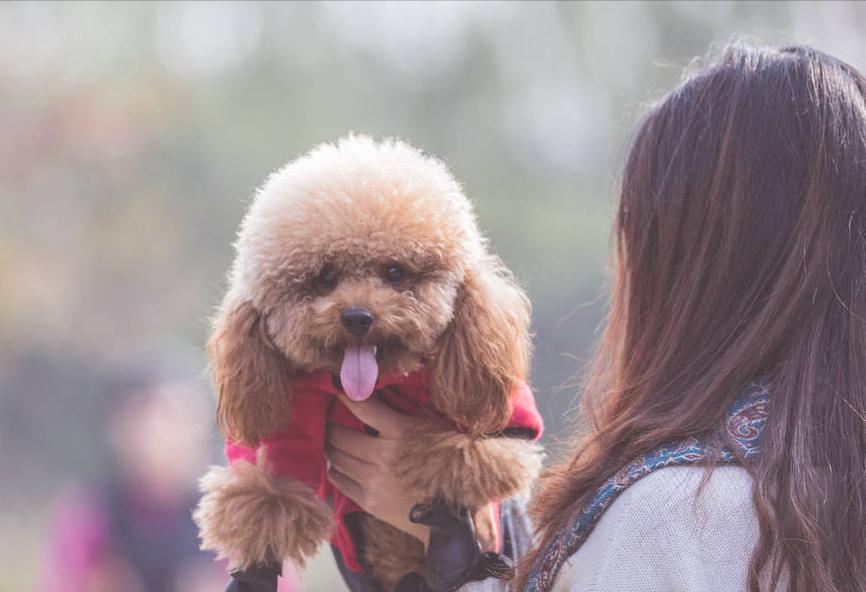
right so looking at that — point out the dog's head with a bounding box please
[210,136,530,445]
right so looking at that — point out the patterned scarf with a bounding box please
[524,379,770,592]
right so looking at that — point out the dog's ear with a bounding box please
[209,300,292,446]
[431,256,531,435]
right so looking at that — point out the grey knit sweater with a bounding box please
[551,466,759,592]
[460,465,759,592]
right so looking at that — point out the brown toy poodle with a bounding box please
[194,135,543,592]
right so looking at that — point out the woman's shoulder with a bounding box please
[626,464,754,514]
[553,465,758,592]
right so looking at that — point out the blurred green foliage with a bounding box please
[1,2,864,589]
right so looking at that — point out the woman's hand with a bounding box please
[326,395,430,545]
[325,395,499,552]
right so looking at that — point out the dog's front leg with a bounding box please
[392,420,543,511]
[194,460,333,578]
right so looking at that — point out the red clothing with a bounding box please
[225,370,543,573]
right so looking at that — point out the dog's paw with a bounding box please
[393,422,543,509]
[193,462,333,570]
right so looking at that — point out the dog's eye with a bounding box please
[382,264,406,285]
[314,265,339,294]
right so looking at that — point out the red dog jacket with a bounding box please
[225,370,543,573]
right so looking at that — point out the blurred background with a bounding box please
[1,1,864,590]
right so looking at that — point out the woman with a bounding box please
[326,43,866,591]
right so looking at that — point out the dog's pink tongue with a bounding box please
[340,344,378,401]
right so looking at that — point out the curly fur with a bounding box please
[394,421,544,510]
[203,135,538,584]
[213,135,531,443]
[431,259,531,435]
[356,514,426,592]
[193,461,333,570]
[210,300,293,446]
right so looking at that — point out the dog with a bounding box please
[193,135,544,591]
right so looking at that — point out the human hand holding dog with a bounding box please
[326,395,429,546]
[326,395,500,553]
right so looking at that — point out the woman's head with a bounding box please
[530,43,866,591]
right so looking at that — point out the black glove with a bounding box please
[394,500,513,592]
[224,562,281,592]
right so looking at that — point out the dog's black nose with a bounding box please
[341,308,374,337]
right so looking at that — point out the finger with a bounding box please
[337,394,408,438]
[327,424,394,458]
[325,445,376,482]
[327,466,365,508]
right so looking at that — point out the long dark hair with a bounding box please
[527,44,866,591]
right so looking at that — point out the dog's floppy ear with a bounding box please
[431,255,531,435]
[209,300,292,446]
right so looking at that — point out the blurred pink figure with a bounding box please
[38,376,301,592]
